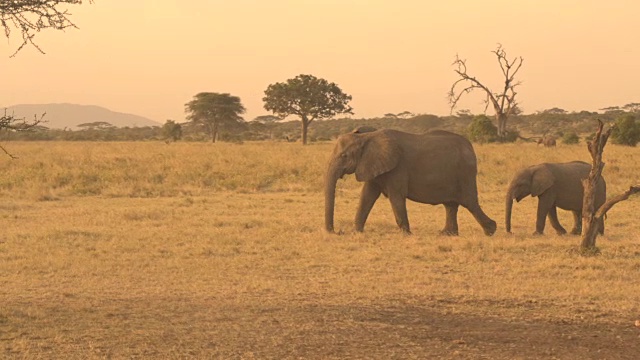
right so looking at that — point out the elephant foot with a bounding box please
[532,231,544,236]
[555,228,568,236]
[439,229,459,236]
[570,228,581,235]
[483,220,497,236]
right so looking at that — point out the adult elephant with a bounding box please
[505,161,606,235]
[537,136,557,147]
[324,128,497,236]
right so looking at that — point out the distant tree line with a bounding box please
[2,108,639,146]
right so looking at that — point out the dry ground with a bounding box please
[1,141,639,359]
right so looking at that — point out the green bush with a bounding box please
[468,115,498,143]
[611,114,640,146]
[500,129,520,143]
[562,132,580,144]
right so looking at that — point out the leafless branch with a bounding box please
[447,45,523,137]
[0,109,46,130]
[448,54,499,113]
[0,0,91,56]
[595,186,640,219]
[0,110,47,158]
[0,143,18,159]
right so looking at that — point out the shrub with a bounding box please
[468,115,498,143]
[500,129,520,143]
[611,114,640,146]
[562,132,580,144]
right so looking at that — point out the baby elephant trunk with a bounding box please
[505,192,514,233]
[324,165,341,233]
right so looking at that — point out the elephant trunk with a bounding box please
[324,163,341,233]
[505,190,514,233]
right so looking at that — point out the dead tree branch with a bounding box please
[580,120,639,251]
[448,44,524,138]
[0,110,46,158]
[595,186,640,219]
[0,0,91,56]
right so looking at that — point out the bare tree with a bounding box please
[448,44,523,138]
[580,120,640,252]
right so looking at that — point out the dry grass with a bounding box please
[1,140,639,359]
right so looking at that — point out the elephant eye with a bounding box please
[340,153,347,158]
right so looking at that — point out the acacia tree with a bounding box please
[1,0,91,157]
[162,120,182,143]
[449,44,523,138]
[263,74,353,145]
[184,92,246,143]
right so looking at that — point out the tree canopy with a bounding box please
[77,121,115,131]
[263,74,353,145]
[162,120,182,143]
[185,92,246,143]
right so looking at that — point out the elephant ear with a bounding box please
[530,166,555,197]
[355,132,401,182]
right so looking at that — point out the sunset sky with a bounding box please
[1,0,639,124]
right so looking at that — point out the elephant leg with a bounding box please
[534,194,554,235]
[570,211,582,235]
[388,192,410,234]
[355,182,382,232]
[463,202,497,236]
[441,202,459,236]
[547,207,567,235]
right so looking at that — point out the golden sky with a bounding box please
[1,0,639,123]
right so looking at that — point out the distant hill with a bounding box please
[2,103,162,129]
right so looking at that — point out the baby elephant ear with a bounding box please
[355,132,401,182]
[531,166,555,197]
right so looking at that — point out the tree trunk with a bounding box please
[212,122,219,143]
[301,117,309,145]
[581,177,601,249]
[581,120,610,250]
[496,112,508,138]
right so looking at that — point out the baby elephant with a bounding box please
[505,161,606,235]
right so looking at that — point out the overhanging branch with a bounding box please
[0,0,92,56]
[595,186,640,219]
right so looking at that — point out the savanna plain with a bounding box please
[1,140,639,359]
